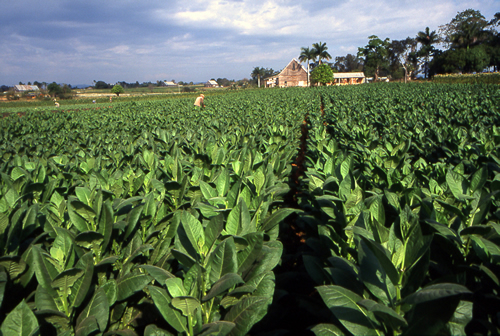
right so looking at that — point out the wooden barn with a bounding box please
[265,59,308,88]
[14,85,40,92]
[332,72,365,85]
[205,80,219,88]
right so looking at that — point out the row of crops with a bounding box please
[1,84,500,335]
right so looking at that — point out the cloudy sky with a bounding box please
[1,0,498,86]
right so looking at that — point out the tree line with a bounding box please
[251,9,500,84]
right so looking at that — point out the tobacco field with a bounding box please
[0,83,499,335]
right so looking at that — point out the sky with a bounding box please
[0,0,498,86]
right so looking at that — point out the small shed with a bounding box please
[14,85,40,92]
[163,81,178,87]
[205,80,218,88]
[332,72,365,85]
[265,59,308,88]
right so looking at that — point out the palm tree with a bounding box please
[312,42,332,65]
[251,67,265,88]
[416,27,439,78]
[298,47,315,86]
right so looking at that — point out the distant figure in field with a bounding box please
[194,94,205,108]
[110,96,112,103]
[54,99,59,107]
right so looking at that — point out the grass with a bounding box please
[0,86,260,113]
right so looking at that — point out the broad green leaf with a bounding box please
[71,200,96,225]
[0,256,27,279]
[165,278,186,298]
[358,237,399,286]
[148,285,188,334]
[237,232,263,275]
[102,279,118,306]
[369,195,385,227]
[51,268,84,302]
[138,265,175,286]
[358,299,407,329]
[74,231,104,249]
[34,285,58,311]
[200,181,217,200]
[75,187,92,206]
[447,300,473,335]
[226,199,251,236]
[69,252,94,308]
[317,285,381,336]
[446,170,472,200]
[198,321,235,336]
[204,214,224,254]
[76,287,109,332]
[358,239,397,305]
[32,245,58,298]
[310,323,345,336]
[75,316,99,336]
[144,324,175,336]
[116,272,153,302]
[171,296,201,316]
[171,249,196,269]
[470,166,487,194]
[0,300,39,336]
[0,268,6,308]
[216,167,230,197]
[470,235,500,263]
[67,200,90,232]
[203,273,244,301]
[225,296,270,336]
[209,237,238,284]
[180,210,204,256]
[243,241,282,281]
[10,167,26,181]
[253,169,265,196]
[260,208,300,232]
[402,283,471,305]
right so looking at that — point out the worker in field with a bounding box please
[194,93,205,109]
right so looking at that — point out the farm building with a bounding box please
[205,80,219,88]
[332,72,366,85]
[14,85,40,92]
[163,81,178,87]
[265,59,308,88]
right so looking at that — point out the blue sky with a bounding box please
[1,0,498,86]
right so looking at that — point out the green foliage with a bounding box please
[358,35,391,79]
[111,84,125,96]
[300,83,500,335]
[311,64,334,86]
[47,82,62,97]
[0,89,306,335]
[1,85,500,335]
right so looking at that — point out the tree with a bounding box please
[433,9,493,74]
[251,67,275,87]
[416,27,439,78]
[310,64,333,86]
[333,54,363,72]
[312,42,332,65]
[389,38,418,82]
[251,67,265,88]
[47,82,62,97]
[298,47,316,86]
[94,81,109,89]
[487,12,500,71]
[358,36,391,80]
[111,84,124,96]
[439,9,491,49]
